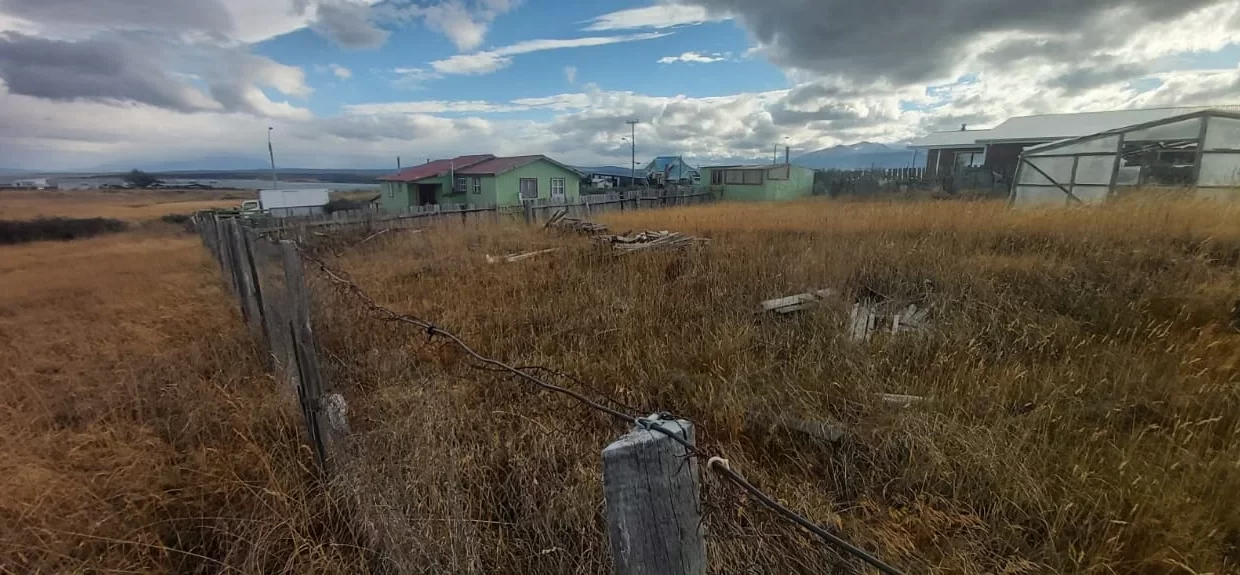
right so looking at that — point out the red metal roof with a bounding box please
[454,155,543,175]
[378,154,494,182]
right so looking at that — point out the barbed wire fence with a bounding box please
[191,209,907,575]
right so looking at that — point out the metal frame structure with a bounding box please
[1010,109,1240,206]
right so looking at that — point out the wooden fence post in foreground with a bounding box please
[602,419,706,575]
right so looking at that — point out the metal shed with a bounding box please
[1011,109,1240,206]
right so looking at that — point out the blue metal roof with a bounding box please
[576,166,640,178]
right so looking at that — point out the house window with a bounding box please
[710,170,723,185]
[724,170,744,185]
[741,169,763,185]
[550,178,566,197]
[471,177,482,194]
[386,183,393,197]
[454,176,468,192]
[519,178,538,199]
[955,150,986,168]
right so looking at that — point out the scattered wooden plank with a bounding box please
[849,303,877,341]
[485,247,561,264]
[877,393,925,407]
[757,288,835,314]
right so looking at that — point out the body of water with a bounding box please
[38,177,380,192]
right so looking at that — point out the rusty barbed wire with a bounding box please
[295,243,906,575]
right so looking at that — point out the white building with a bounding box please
[12,178,50,189]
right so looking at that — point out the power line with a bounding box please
[297,245,906,575]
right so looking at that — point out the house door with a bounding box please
[519,178,538,201]
[417,183,438,205]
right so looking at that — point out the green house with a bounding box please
[700,164,816,202]
[378,154,583,211]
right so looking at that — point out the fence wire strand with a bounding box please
[295,244,906,575]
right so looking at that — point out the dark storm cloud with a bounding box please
[677,0,1227,84]
[314,1,390,49]
[0,33,213,111]
[0,0,234,35]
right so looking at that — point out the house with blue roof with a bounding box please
[644,156,700,185]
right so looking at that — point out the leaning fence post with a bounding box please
[602,419,706,575]
[277,240,346,475]
[523,201,533,225]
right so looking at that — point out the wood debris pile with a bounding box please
[544,209,609,234]
[849,301,931,342]
[756,286,934,341]
[599,230,709,253]
[542,208,706,253]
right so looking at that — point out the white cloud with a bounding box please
[344,92,592,115]
[564,65,577,84]
[658,51,725,64]
[583,4,728,31]
[345,100,513,114]
[331,64,353,79]
[430,32,670,75]
[381,0,520,52]
[391,67,443,89]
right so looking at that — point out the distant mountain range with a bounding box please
[793,142,915,170]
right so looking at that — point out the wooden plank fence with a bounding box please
[190,200,715,574]
[193,212,345,475]
[247,189,714,236]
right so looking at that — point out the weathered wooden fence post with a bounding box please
[277,240,347,474]
[523,201,533,225]
[602,419,706,575]
[228,220,264,335]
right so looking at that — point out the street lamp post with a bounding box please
[626,119,639,188]
[267,127,278,190]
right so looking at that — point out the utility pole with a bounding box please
[626,119,639,187]
[267,127,278,189]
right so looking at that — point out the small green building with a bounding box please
[378,154,583,211]
[700,164,816,202]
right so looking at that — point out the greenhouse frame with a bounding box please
[1011,109,1240,206]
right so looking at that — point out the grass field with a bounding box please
[314,198,1240,573]
[0,189,251,221]
[4,193,1238,573]
[0,224,365,571]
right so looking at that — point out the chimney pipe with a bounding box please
[961,123,967,131]
[397,156,401,170]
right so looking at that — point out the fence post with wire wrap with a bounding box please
[602,418,706,575]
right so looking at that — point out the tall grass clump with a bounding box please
[0,233,369,573]
[310,198,1239,574]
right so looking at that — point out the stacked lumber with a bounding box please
[545,209,609,234]
[599,230,709,253]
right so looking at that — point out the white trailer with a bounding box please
[251,188,331,218]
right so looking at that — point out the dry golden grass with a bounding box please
[314,198,1240,574]
[0,189,251,221]
[0,230,367,572]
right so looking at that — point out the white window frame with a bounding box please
[454,176,468,192]
[550,177,566,198]
[471,176,482,194]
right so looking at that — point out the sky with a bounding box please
[2,0,1240,171]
